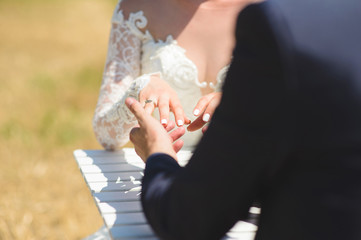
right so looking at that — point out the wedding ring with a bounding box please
[144,99,157,107]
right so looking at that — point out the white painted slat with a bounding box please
[74,149,258,240]
[249,207,261,214]
[81,163,145,174]
[88,181,141,192]
[113,237,158,240]
[78,156,189,167]
[77,156,141,165]
[177,154,193,161]
[74,149,132,158]
[103,212,147,227]
[94,190,140,202]
[74,148,192,165]
[112,236,157,240]
[109,224,156,239]
[75,148,192,159]
[83,172,144,182]
[223,231,256,239]
[229,221,258,232]
[98,202,142,214]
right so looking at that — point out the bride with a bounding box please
[93,0,260,150]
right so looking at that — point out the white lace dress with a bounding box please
[93,0,229,151]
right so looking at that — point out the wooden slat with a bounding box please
[81,163,145,174]
[75,148,191,161]
[229,221,258,232]
[83,172,144,182]
[74,148,258,240]
[88,181,141,192]
[74,149,131,158]
[109,225,156,239]
[98,202,142,214]
[94,190,140,202]
[224,231,256,239]
[77,156,142,165]
[103,212,147,227]
[74,148,192,165]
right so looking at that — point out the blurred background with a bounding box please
[0,0,120,238]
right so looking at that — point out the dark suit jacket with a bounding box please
[141,1,361,239]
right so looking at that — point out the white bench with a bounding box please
[73,148,259,240]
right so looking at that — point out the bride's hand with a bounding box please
[139,74,191,127]
[187,92,222,132]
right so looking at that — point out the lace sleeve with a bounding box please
[93,6,150,150]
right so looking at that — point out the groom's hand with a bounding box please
[125,97,185,162]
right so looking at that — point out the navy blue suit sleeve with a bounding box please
[141,153,182,239]
[141,3,290,240]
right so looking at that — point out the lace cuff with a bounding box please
[106,74,151,123]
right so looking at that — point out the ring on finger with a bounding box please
[144,99,157,107]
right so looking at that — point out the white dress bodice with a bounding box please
[93,0,228,150]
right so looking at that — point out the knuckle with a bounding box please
[198,98,209,106]
[171,103,181,110]
[130,128,137,136]
[158,102,169,109]
[175,110,184,117]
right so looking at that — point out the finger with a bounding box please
[192,93,217,116]
[129,127,140,143]
[173,140,184,153]
[169,126,186,142]
[170,100,185,126]
[202,125,209,134]
[184,116,191,125]
[157,95,170,126]
[187,116,206,132]
[165,120,175,132]
[144,98,157,115]
[125,98,149,126]
[202,96,221,123]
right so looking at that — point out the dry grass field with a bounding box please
[0,0,121,239]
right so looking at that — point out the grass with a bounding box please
[0,0,121,239]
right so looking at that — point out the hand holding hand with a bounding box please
[126,97,185,162]
[187,92,222,133]
[139,74,191,127]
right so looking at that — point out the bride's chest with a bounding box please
[140,36,228,92]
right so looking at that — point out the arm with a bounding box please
[93,7,149,150]
[131,3,290,239]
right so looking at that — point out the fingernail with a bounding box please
[193,109,200,116]
[203,113,210,122]
[125,97,135,107]
[161,119,167,125]
[177,120,184,126]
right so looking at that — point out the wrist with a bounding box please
[148,145,177,161]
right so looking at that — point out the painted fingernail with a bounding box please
[161,119,167,125]
[177,120,184,126]
[193,109,200,116]
[203,113,210,122]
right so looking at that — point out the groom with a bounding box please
[126,0,361,239]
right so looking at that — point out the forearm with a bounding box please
[93,5,145,150]
[141,153,184,240]
[93,75,150,150]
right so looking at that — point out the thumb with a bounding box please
[125,97,148,126]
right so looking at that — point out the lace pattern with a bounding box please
[93,0,228,150]
[93,4,150,150]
